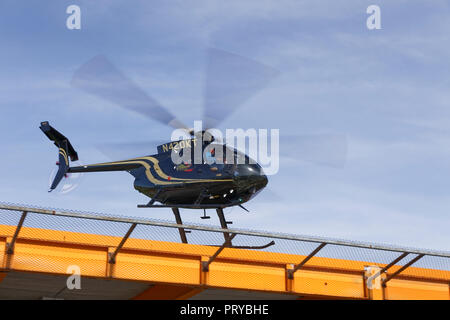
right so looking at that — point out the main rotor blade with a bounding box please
[203,48,279,130]
[71,55,188,131]
[280,134,348,168]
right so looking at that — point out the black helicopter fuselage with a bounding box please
[66,139,268,209]
[41,121,267,213]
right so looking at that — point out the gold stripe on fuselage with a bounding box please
[83,156,233,186]
[59,148,69,166]
[138,156,198,181]
[139,156,234,183]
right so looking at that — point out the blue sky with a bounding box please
[0,0,450,250]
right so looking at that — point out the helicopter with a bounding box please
[40,49,346,245]
[39,49,282,245]
[41,120,267,242]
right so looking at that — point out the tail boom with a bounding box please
[40,121,144,192]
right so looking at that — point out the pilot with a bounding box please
[205,148,216,164]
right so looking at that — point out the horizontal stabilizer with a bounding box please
[40,121,79,161]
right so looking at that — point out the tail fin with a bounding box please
[39,121,79,192]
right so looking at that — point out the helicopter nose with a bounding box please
[256,172,268,189]
[235,164,268,194]
[247,171,268,198]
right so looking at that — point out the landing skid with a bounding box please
[137,203,231,209]
[138,202,274,249]
[208,241,275,250]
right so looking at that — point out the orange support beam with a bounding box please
[0,224,449,300]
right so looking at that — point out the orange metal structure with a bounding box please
[1,223,449,300]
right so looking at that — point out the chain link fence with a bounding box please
[0,201,449,297]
